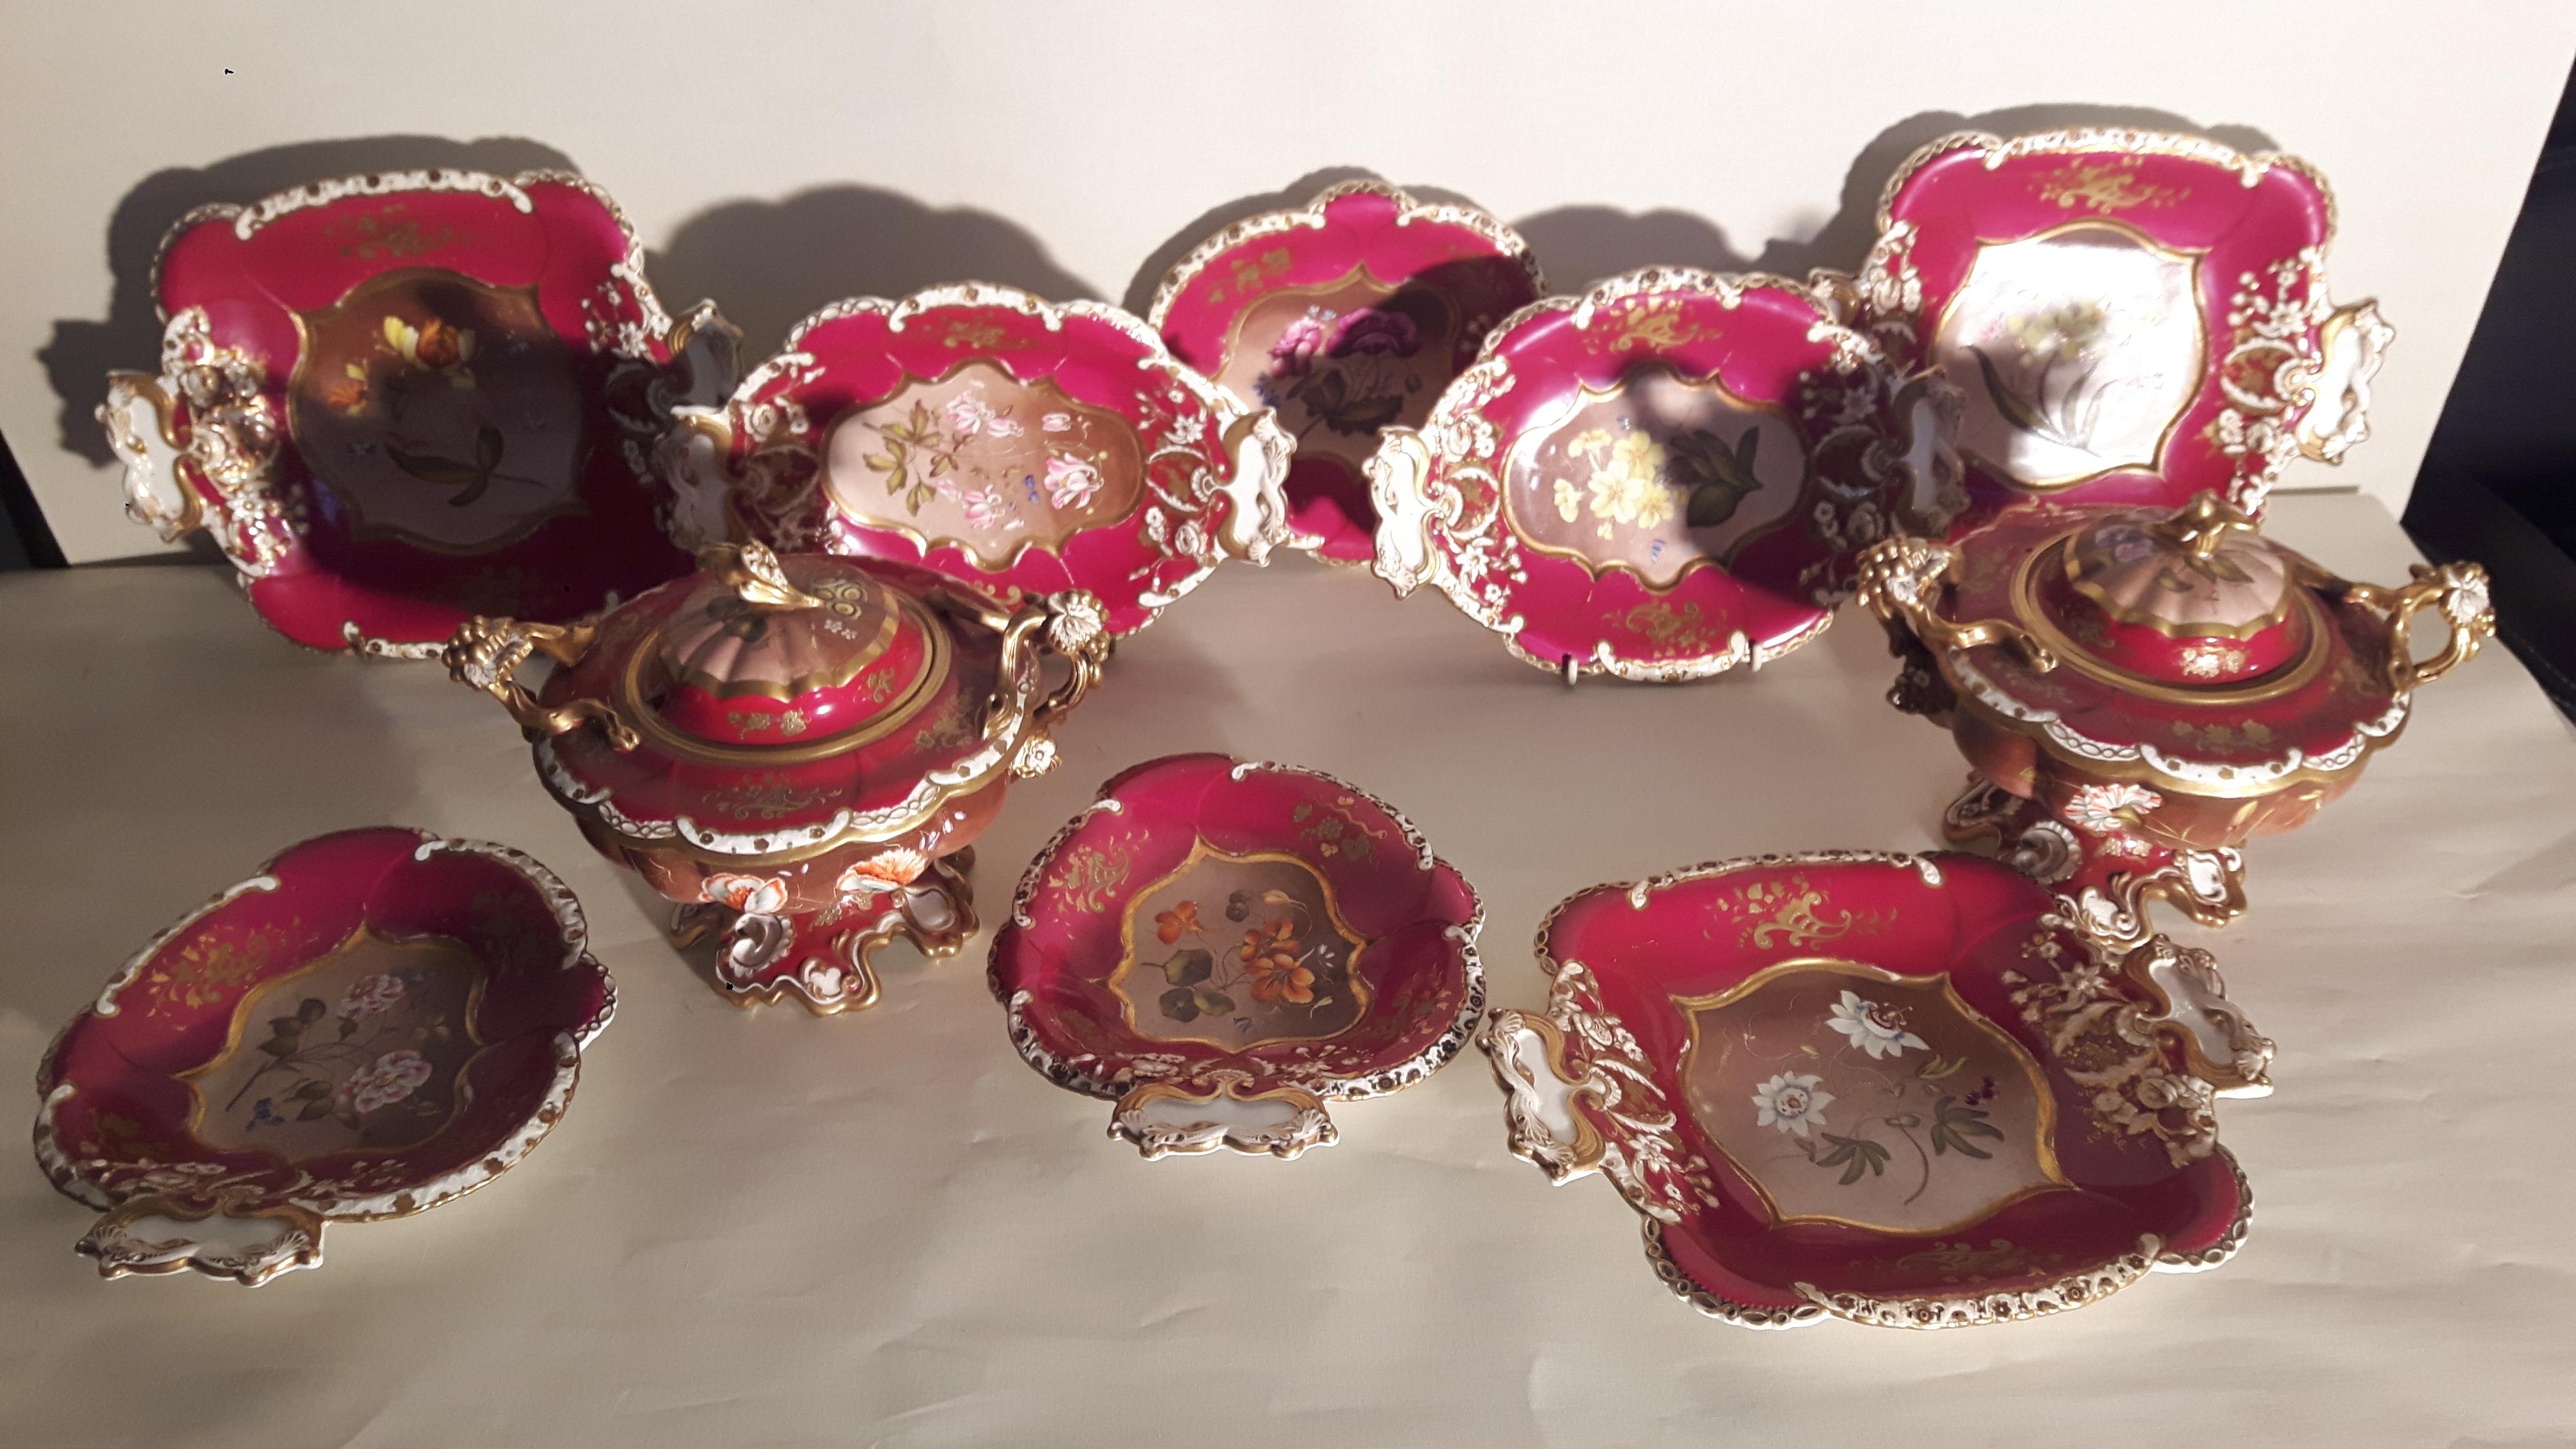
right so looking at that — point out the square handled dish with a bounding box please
[1484,851,2271,1328]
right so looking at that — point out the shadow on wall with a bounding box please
[39,135,582,468]
[1513,103,2282,293]
[648,188,1098,359]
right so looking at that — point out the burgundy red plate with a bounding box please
[34,827,614,1285]
[1844,129,2390,528]
[1150,180,1543,565]
[661,284,1292,637]
[1368,268,1963,682]
[989,754,1484,1159]
[100,169,737,656]
[1483,851,2271,1328]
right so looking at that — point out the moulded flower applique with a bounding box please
[1751,1072,1834,1136]
[1825,991,1929,1059]
[339,972,406,1021]
[704,873,790,916]
[1043,455,1103,510]
[1156,900,1202,944]
[1240,919,1313,1004]
[835,847,928,899]
[335,1049,434,1116]
[1040,412,1072,434]
[2065,782,2163,836]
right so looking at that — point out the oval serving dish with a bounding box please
[990,754,1484,1159]
[1149,180,1543,564]
[659,283,1292,637]
[1843,129,2390,527]
[34,827,614,1286]
[1367,268,1963,682]
[1483,851,2271,1329]
[99,168,738,656]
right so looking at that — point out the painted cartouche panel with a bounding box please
[1110,846,1370,1049]
[1932,224,2205,489]
[1502,364,1808,588]
[182,926,488,1162]
[1678,961,2068,1235]
[288,268,586,554]
[820,361,1145,567]
[1218,272,1461,480]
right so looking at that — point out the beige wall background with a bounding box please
[7,0,2571,565]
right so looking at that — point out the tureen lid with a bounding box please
[2023,494,2316,689]
[633,544,947,748]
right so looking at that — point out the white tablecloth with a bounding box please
[3,493,2570,1447]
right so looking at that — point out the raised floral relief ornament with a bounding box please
[1839,130,2390,529]
[443,542,1110,1015]
[990,754,1484,1159]
[1149,180,1544,564]
[98,169,740,656]
[1484,852,2272,1329]
[657,283,1291,637]
[1368,268,1964,682]
[34,827,614,1285]
[1856,493,2494,944]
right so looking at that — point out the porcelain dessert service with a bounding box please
[991,754,1484,1159]
[1151,181,1544,565]
[50,141,2496,1322]
[1483,851,2271,1328]
[100,168,738,656]
[35,827,614,1285]
[444,541,1110,1015]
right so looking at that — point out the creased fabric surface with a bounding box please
[1,494,2568,1448]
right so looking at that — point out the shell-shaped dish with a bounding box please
[1367,268,1961,683]
[664,283,1293,636]
[34,827,614,1285]
[1484,852,2269,1328]
[1150,181,1543,564]
[991,754,1484,1159]
[98,169,739,656]
[1847,129,2386,527]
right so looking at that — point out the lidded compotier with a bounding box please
[445,542,1109,1014]
[1858,493,2494,943]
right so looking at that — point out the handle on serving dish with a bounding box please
[2343,561,2494,693]
[1853,535,2057,672]
[2122,935,2275,1099]
[1110,1077,1337,1161]
[1215,408,1294,565]
[441,614,639,751]
[998,590,1112,779]
[78,1196,326,1287]
[1479,1010,1608,1184]
[98,370,202,541]
[1365,428,1443,596]
[2295,299,2395,465]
